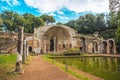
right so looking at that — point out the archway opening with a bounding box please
[29,46,32,52]
[80,37,86,53]
[93,42,98,53]
[50,38,54,51]
[109,40,114,54]
[102,41,107,54]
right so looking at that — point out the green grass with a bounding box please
[41,54,90,80]
[0,54,16,79]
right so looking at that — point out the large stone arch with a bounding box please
[36,25,75,53]
[44,26,71,52]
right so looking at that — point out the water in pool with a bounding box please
[53,57,120,80]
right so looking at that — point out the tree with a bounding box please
[108,13,118,29]
[1,11,14,31]
[115,11,120,52]
[65,13,107,35]
[1,11,25,31]
[56,22,64,25]
[1,11,45,33]
[0,16,3,31]
[0,17,3,26]
[40,14,55,25]
[96,14,106,31]
[23,13,44,33]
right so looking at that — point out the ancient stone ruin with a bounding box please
[27,25,116,54]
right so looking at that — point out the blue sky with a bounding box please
[0,0,109,23]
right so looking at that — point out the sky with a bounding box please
[0,0,110,23]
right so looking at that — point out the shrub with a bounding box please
[64,47,80,54]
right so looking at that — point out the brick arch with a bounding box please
[107,39,116,54]
[80,37,86,53]
[101,40,107,54]
[93,41,98,53]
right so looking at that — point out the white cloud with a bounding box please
[48,12,56,16]
[1,0,20,7]
[13,0,20,6]
[57,10,64,15]
[0,6,8,11]
[24,0,64,13]
[24,0,109,13]
[58,16,69,20]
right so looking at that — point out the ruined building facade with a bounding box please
[28,25,116,54]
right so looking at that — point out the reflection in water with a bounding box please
[54,57,120,80]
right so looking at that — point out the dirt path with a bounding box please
[10,55,80,80]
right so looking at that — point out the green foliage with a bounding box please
[108,13,118,29]
[65,48,80,53]
[0,54,16,64]
[1,11,17,31]
[65,13,119,39]
[0,16,4,31]
[0,11,45,33]
[56,22,64,25]
[23,13,44,33]
[115,26,120,52]
[0,54,16,79]
[114,11,120,52]
[115,27,120,43]
[0,17,3,26]
[66,13,107,34]
[40,14,55,25]
[67,69,90,80]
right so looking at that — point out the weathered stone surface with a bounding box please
[26,25,116,54]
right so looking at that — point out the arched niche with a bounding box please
[80,37,86,53]
[101,41,107,54]
[108,39,115,54]
[93,41,98,53]
[43,26,71,52]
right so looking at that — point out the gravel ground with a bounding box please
[10,55,80,80]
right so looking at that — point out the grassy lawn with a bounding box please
[0,54,16,80]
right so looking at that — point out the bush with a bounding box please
[65,48,80,53]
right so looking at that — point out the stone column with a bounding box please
[93,42,95,53]
[23,37,27,63]
[44,36,46,53]
[98,43,101,53]
[17,27,24,55]
[54,37,56,52]
[15,27,24,74]
[85,39,87,53]
[26,44,29,57]
[114,45,117,54]
[107,42,110,54]
[100,42,103,54]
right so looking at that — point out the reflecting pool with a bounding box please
[52,57,120,80]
